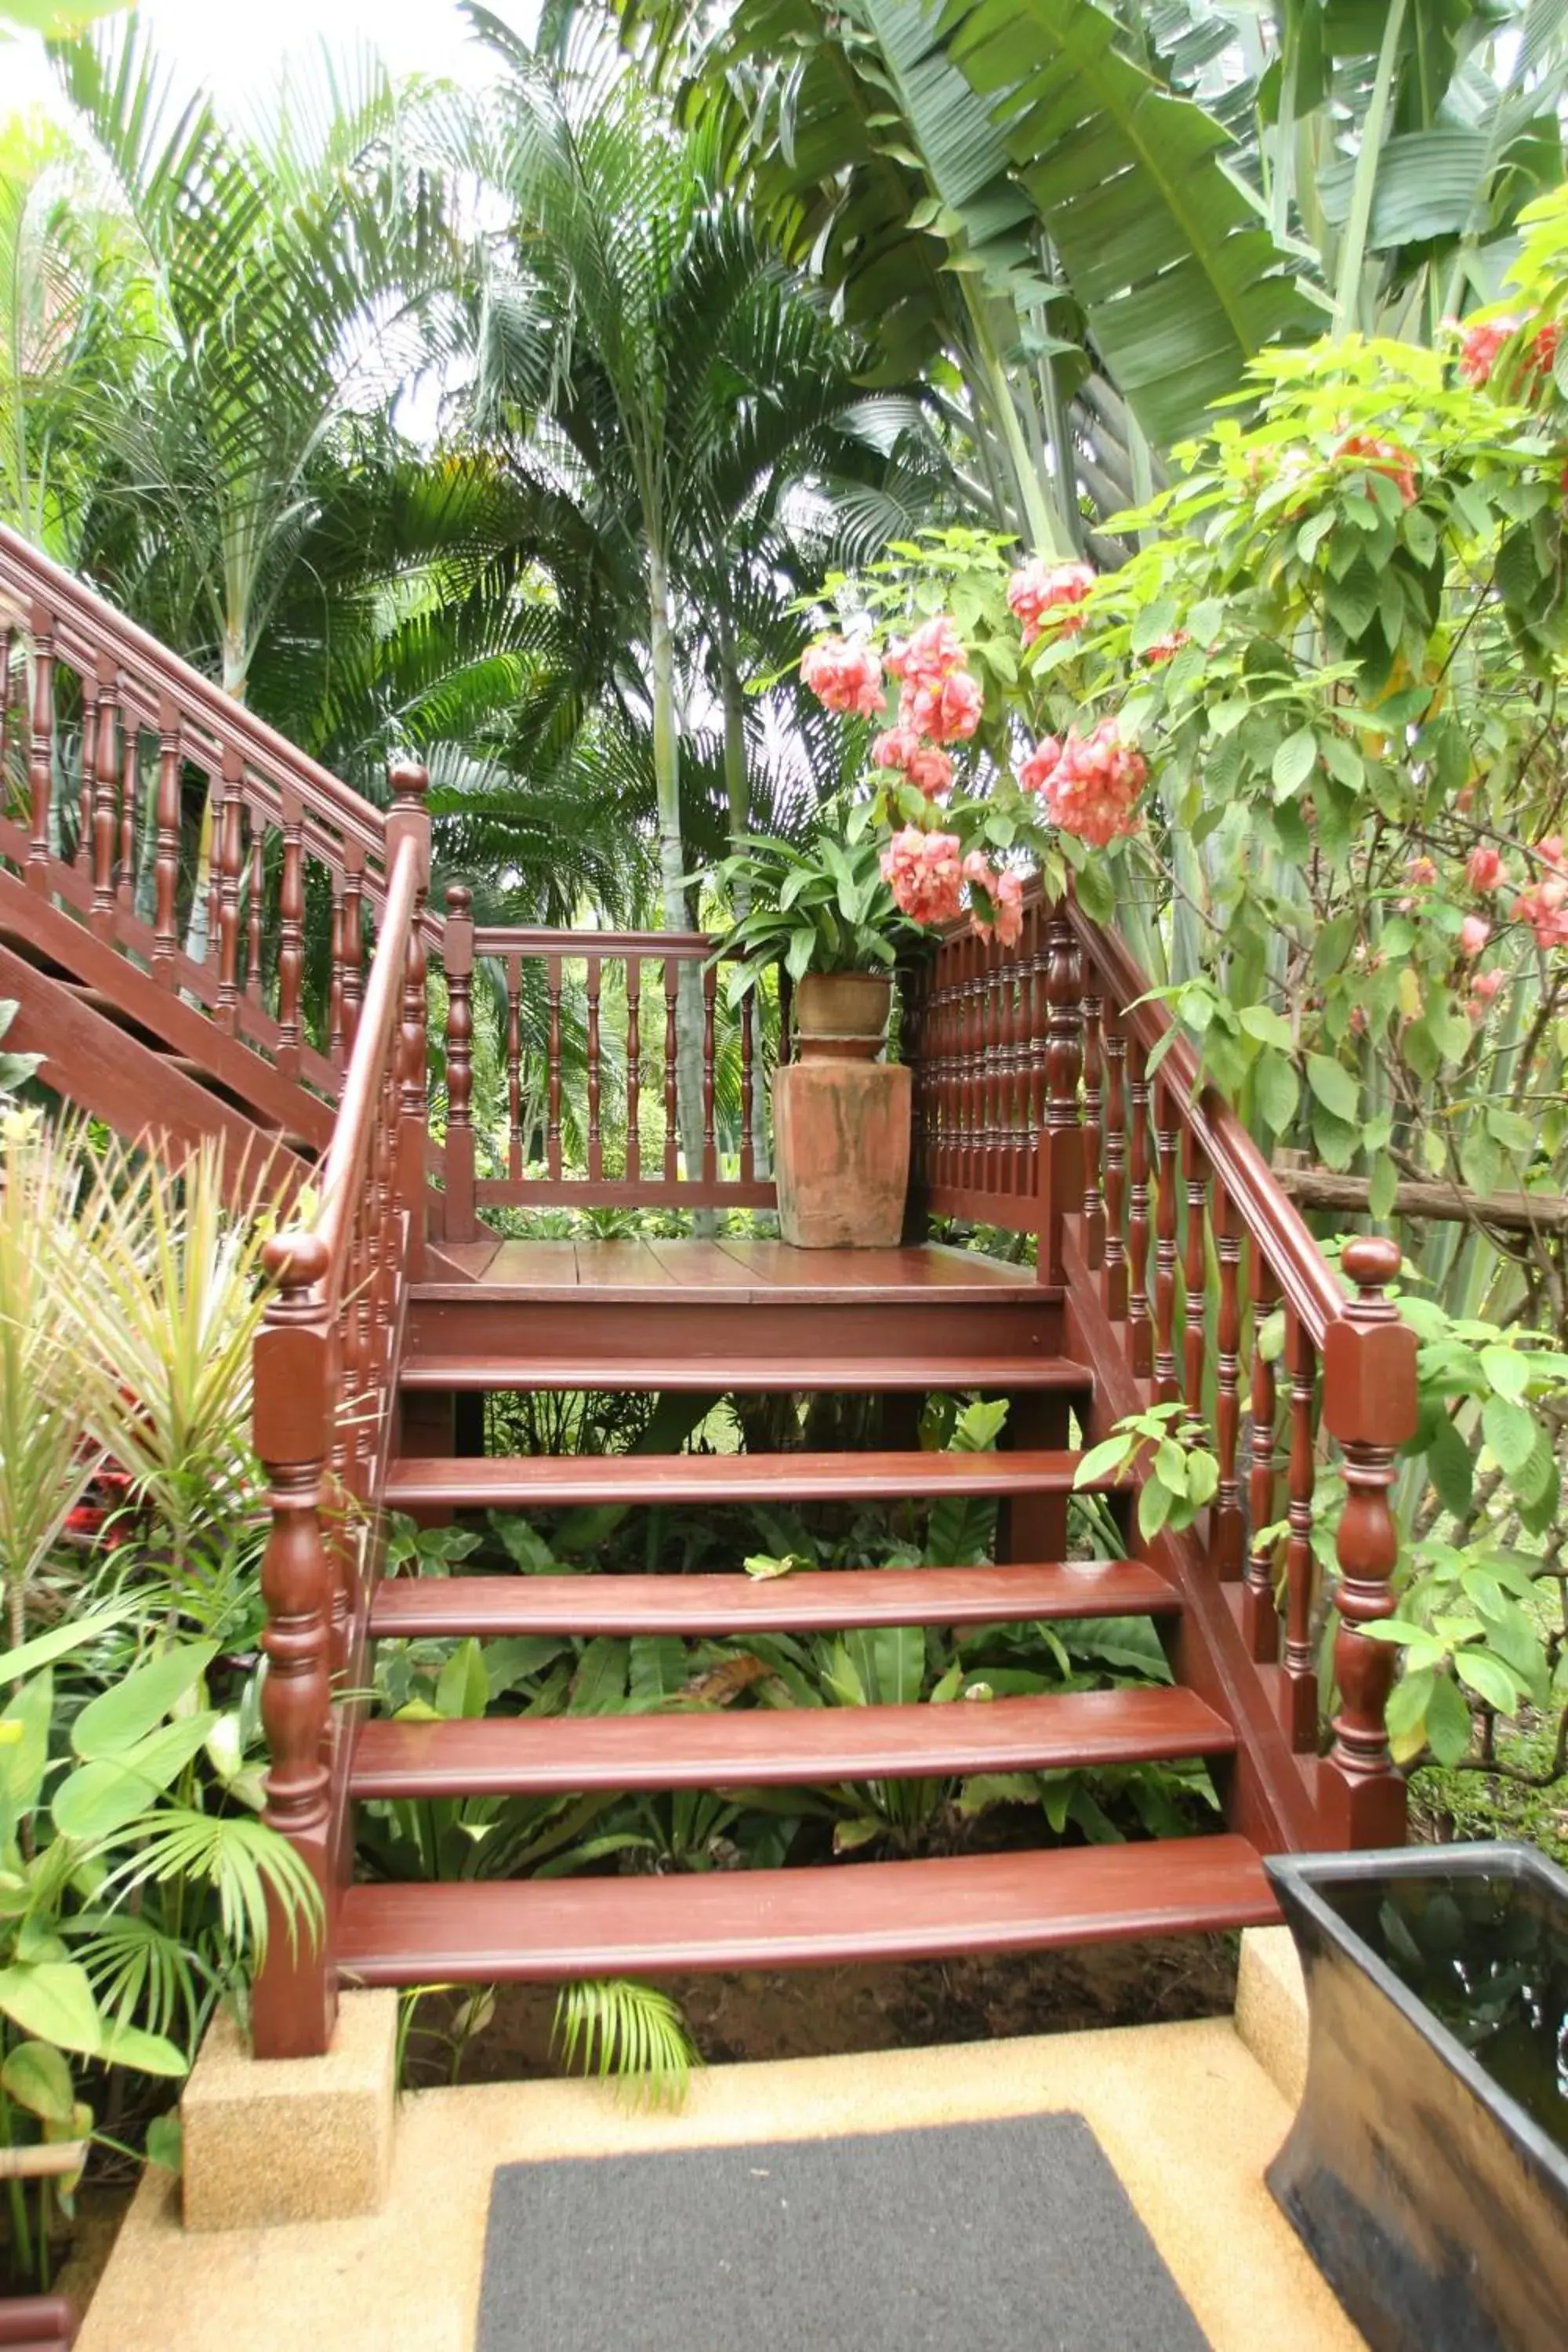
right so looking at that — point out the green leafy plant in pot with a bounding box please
[711,805,926,1247]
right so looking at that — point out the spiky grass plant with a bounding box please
[0,1109,100,1646]
[552,1977,701,2112]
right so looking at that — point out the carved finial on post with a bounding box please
[1320,1235,1417,1849]
[252,1229,336,2058]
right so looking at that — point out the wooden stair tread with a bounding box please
[385,1448,1120,1509]
[398,1352,1092,1393]
[336,1835,1278,1981]
[349,1686,1231,1799]
[367,1559,1178,1639]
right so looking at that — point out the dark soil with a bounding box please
[408,1934,1240,2089]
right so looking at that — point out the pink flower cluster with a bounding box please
[1513,836,1568,952]
[963,851,1024,948]
[880,826,964,925]
[800,636,885,719]
[887,616,983,746]
[1143,631,1190,666]
[1459,313,1560,394]
[1006,561,1094,648]
[1018,720,1147,848]
[871,725,954,799]
[1465,844,1505,892]
[1334,433,1419,507]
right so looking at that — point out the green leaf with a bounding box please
[1454,1650,1526,1718]
[71,1644,218,1762]
[0,1963,104,2060]
[1306,1054,1360,1122]
[1138,1479,1172,1541]
[1482,1394,1537,1478]
[1424,1673,1475,1766]
[146,2114,183,2172]
[1239,1004,1293,1052]
[1,2042,75,2126]
[97,2019,190,2078]
[435,1639,488,1722]
[1254,1051,1298,1136]
[1074,1436,1131,1486]
[0,1605,140,1687]
[1272,728,1318,799]
[1479,1347,1530,1403]
[1367,1154,1399,1220]
[1425,1417,1473,1520]
[53,1716,218,1843]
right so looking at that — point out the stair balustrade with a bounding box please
[0,533,1425,2059]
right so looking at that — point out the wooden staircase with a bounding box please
[1,521,1420,2065]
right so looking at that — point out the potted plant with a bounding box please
[712,808,924,1247]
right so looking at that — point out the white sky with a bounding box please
[2,2,538,118]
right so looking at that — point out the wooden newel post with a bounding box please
[1036,905,1083,1287]
[1319,1236,1417,1849]
[252,1231,337,2059]
[442,883,477,1243]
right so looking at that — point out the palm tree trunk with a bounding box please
[719,628,770,1180]
[648,543,709,1216]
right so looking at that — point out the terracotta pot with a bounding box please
[793,971,891,1063]
[773,1060,912,1247]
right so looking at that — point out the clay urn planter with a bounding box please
[774,973,911,1249]
[711,822,923,1251]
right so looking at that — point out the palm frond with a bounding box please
[551,1976,701,2111]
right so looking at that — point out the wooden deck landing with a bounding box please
[431,1236,1039,1301]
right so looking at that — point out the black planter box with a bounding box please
[1266,1843,1568,2352]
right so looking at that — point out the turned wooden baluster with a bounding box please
[702,960,718,1188]
[117,720,138,913]
[506,951,523,1179]
[1126,1036,1153,1374]
[1152,1085,1181,1403]
[340,851,365,1057]
[626,956,643,1186]
[1211,1180,1244,1578]
[1320,1236,1418,1846]
[215,757,245,1029]
[151,694,180,978]
[1282,1309,1319,1749]
[662,958,679,1183]
[1038,906,1083,1287]
[1081,989,1105,1267]
[548,952,566,1181]
[90,655,118,936]
[0,628,9,769]
[253,1230,336,2060]
[1182,1128,1209,1431]
[442,886,476,1243]
[738,971,754,1188]
[76,666,97,872]
[25,604,55,887]
[586,953,604,1182]
[778,970,793,1069]
[328,880,346,1067]
[275,785,304,1072]
[245,808,265,1006]
[1243,1250,1282,1661]
[1101,1006,1128,1319]
[204,760,223,970]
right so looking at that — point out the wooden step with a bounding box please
[367,1559,1178,1639]
[349,1686,1232,1801]
[398,1352,1092,1394]
[384,1447,1122,1512]
[336,1835,1279,1982]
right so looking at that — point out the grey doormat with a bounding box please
[476,2112,1210,2351]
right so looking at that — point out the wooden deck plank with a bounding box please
[337,1836,1279,1981]
[367,1559,1180,1639]
[386,1448,1120,1510]
[481,1240,580,1288]
[569,1238,680,1287]
[397,1352,1091,1393]
[349,1686,1234,1800]
[705,1238,1033,1290]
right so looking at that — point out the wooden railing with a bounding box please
[249,807,429,2059]
[904,897,1419,1853]
[434,896,778,1234]
[0,524,393,1095]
